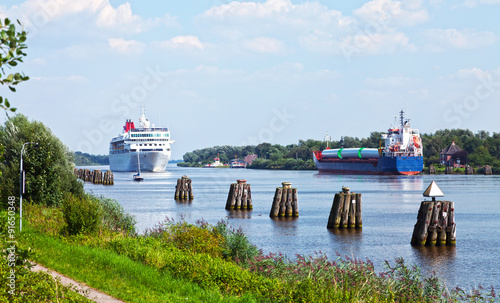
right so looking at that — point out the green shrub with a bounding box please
[145,218,225,258]
[213,219,260,266]
[89,194,136,235]
[62,194,102,235]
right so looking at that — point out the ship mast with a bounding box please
[324,131,331,148]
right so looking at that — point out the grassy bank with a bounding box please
[6,195,496,302]
[20,229,248,302]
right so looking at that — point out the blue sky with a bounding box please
[1,0,499,159]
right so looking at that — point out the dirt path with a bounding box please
[31,263,126,303]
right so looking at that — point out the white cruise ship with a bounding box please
[109,110,174,172]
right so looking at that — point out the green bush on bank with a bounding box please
[62,194,102,235]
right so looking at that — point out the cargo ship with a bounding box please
[109,108,174,172]
[313,111,423,175]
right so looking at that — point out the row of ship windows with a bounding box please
[110,148,170,154]
[135,143,167,147]
[131,133,169,138]
[111,143,167,150]
[129,138,169,142]
[130,148,170,152]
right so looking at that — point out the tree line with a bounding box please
[181,129,500,171]
[73,151,109,166]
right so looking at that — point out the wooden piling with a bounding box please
[327,187,362,230]
[411,200,456,246]
[445,166,453,174]
[225,180,253,210]
[103,170,114,185]
[447,202,456,246]
[429,164,436,174]
[246,184,253,209]
[269,182,299,218]
[291,188,298,217]
[437,202,449,246]
[175,176,193,200]
[465,165,474,175]
[270,187,282,217]
[92,170,103,184]
[327,192,342,229]
[355,193,362,228]
[484,165,492,175]
[426,201,440,246]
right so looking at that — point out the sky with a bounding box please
[1,0,499,159]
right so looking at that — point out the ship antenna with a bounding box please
[400,109,404,127]
[324,131,331,148]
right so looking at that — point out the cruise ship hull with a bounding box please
[109,151,171,172]
[313,155,423,175]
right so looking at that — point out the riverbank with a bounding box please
[18,202,495,302]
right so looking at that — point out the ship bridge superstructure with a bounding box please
[381,110,422,158]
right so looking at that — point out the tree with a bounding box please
[0,18,29,113]
[0,115,83,207]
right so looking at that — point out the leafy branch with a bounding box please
[0,18,29,113]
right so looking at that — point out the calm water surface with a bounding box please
[82,165,500,290]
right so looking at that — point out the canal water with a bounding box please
[81,165,500,291]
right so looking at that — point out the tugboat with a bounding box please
[313,110,424,175]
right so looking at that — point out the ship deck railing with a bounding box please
[130,128,169,132]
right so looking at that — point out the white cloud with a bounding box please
[31,75,88,83]
[4,0,173,34]
[354,0,429,27]
[365,76,421,87]
[304,31,415,56]
[200,0,421,57]
[462,0,500,7]
[158,36,206,51]
[423,28,497,52]
[455,67,494,80]
[242,37,285,53]
[203,0,293,18]
[200,0,353,36]
[108,38,145,54]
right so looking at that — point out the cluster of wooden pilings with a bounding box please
[411,201,456,246]
[327,187,362,229]
[175,176,193,200]
[74,169,114,185]
[225,180,253,210]
[269,182,299,218]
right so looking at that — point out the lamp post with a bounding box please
[20,142,39,231]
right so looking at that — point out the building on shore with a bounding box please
[439,142,467,168]
[244,154,258,166]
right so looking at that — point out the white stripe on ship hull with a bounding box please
[109,151,171,172]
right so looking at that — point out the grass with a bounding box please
[20,229,255,303]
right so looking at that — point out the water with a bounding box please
[82,165,500,290]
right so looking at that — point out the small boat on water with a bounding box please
[204,154,226,167]
[133,152,144,181]
[230,156,246,168]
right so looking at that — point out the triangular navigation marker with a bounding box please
[423,181,444,201]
